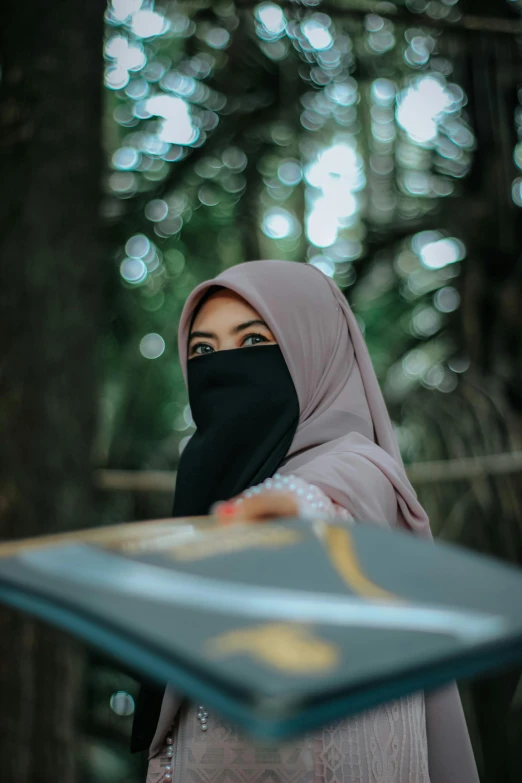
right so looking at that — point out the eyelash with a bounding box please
[189,332,269,356]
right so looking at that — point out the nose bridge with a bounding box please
[220,333,239,351]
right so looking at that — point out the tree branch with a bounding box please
[94,450,522,493]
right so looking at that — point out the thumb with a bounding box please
[215,492,299,523]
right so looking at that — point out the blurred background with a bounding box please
[1,0,522,781]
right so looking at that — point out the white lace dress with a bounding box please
[145,475,430,783]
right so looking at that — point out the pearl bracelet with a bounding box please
[240,472,327,520]
[197,704,209,731]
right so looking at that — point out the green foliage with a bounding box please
[100,0,491,478]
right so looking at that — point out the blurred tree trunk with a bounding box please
[0,1,106,782]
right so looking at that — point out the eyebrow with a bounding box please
[189,319,270,341]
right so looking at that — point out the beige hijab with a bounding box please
[178,260,430,536]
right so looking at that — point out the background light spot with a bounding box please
[110,691,135,716]
[140,333,166,359]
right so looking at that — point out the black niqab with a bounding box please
[173,344,300,516]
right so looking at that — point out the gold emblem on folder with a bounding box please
[206,623,339,674]
[322,525,399,602]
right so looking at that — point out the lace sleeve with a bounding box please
[237,472,353,523]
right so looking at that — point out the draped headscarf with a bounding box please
[177,259,430,537]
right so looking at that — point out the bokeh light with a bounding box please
[139,333,165,359]
[145,95,200,146]
[278,159,302,186]
[262,208,300,239]
[126,234,150,258]
[396,76,458,145]
[301,17,333,51]
[309,255,335,277]
[120,257,147,284]
[130,9,170,39]
[110,691,135,716]
[305,143,364,251]
[145,199,169,222]
[419,237,465,269]
[434,286,460,312]
[255,2,287,37]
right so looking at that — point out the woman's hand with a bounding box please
[212,491,299,525]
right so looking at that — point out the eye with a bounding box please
[242,333,269,347]
[189,343,214,357]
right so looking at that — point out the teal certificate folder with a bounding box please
[0,517,521,739]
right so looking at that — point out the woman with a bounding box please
[135,260,479,783]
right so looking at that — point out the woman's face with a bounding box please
[188,289,277,359]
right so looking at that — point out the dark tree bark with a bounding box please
[0,1,107,781]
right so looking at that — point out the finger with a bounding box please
[217,492,299,524]
[242,492,299,519]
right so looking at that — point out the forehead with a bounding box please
[191,289,261,328]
